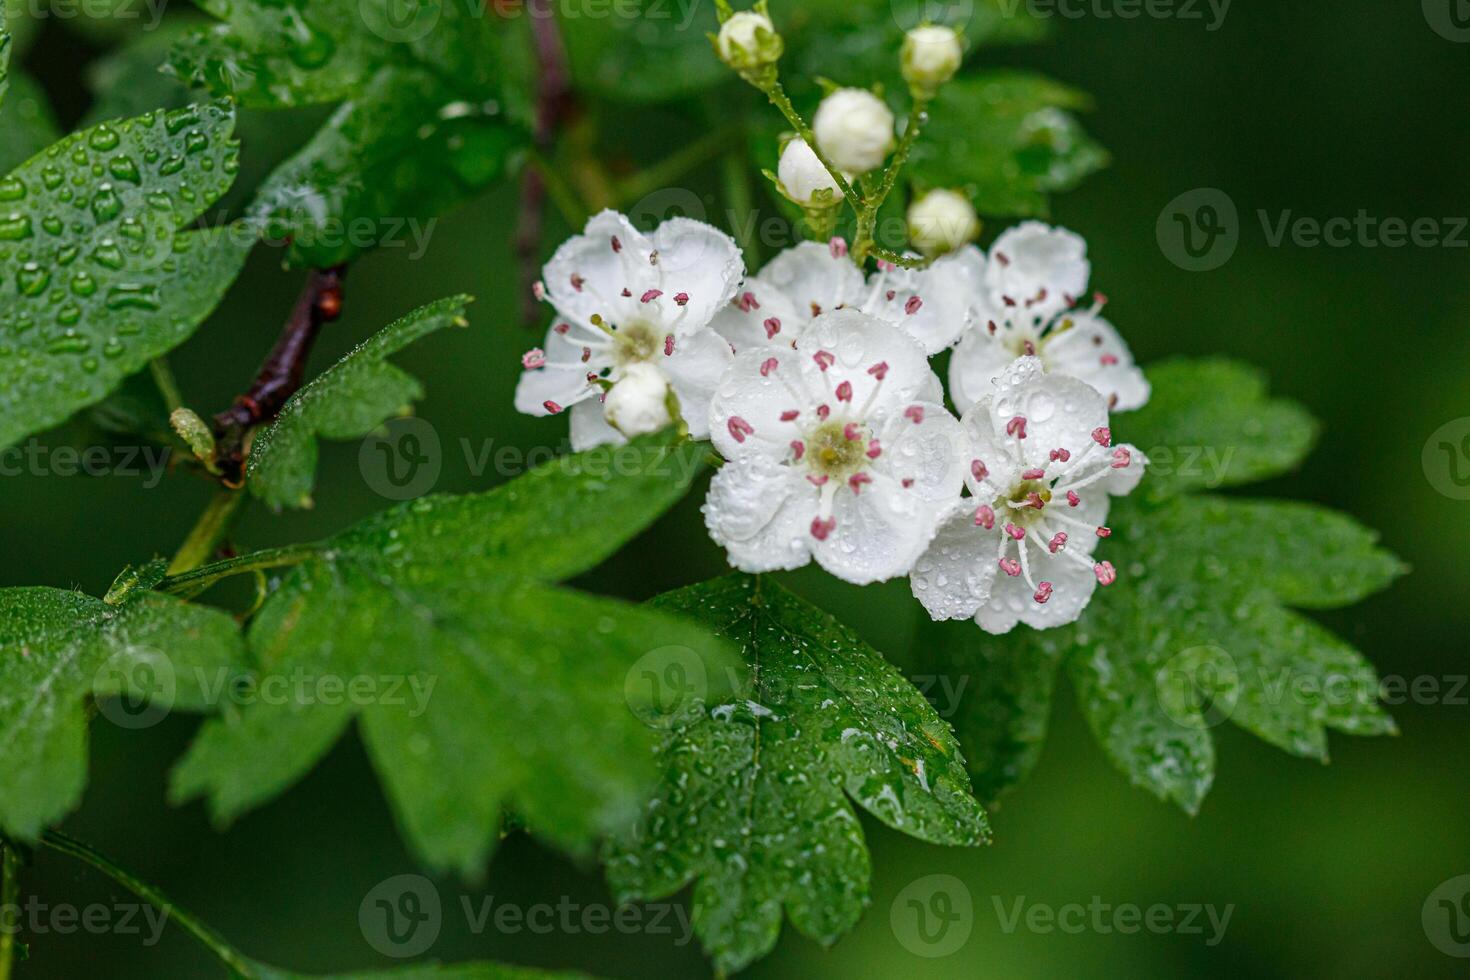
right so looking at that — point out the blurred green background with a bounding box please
[3,0,1467,977]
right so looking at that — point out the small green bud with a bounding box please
[713,6,783,81]
[170,407,217,468]
[908,188,981,256]
[901,25,964,99]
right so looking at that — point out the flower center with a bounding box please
[806,420,869,480]
[998,479,1052,526]
[612,321,661,367]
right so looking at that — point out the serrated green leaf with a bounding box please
[173,431,739,877]
[0,588,247,840]
[606,574,988,974]
[921,360,1402,814]
[0,102,252,449]
[0,71,61,173]
[910,616,1064,805]
[248,296,472,509]
[251,65,525,266]
[1118,357,1319,500]
[908,72,1108,218]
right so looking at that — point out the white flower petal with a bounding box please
[1102,443,1148,495]
[977,543,1099,634]
[911,508,999,621]
[513,322,602,416]
[958,398,1023,494]
[986,222,1089,316]
[812,473,936,584]
[543,210,657,328]
[875,400,969,504]
[798,309,939,418]
[664,330,734,440]
[985,357,1109,471]
[865,246,985,354]
[760,241,867,320]
[708,346,806,460]
[649,217,744,331]
[703,456,815,573]
[709,282,801,352]
[1043,312,1151,412]
[568,396,624,451]
[948,328,1022,410]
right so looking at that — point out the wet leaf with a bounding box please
[908,72,1108,218]
[0,587,247,840]
[247,295,472,509]
[0,101,251,449]
[173,431,740,877]
[606,574,988,974]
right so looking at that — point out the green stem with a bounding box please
[0,842,18,980]
[159,543,320,598]
[525,150,589,228]
[149,357,185,414]
[854,100,929,265]
[168,489,247,577]
[759,79,864,209]
[38,830,256,979]
[613,125,741,206]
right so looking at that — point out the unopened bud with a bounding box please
[812,88,896,175]
[908,189,981,255]
[604,363,674,438]
[901,25,963,99]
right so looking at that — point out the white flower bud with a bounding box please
[777,138,843,205]
[714,9,782,75]
[604,362,673,438]
[908,189,980,255]
[812,89,895,175]
[901,26,963,97]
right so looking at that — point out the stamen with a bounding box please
[904,405,925,424]
[1005,523,1026,541]
[780,409,800,421]
[543,400,563,414]
[532,280,546,301]
[868,361,889,380]
[675,292,689,306]
[810,516,836,540]
[521,348,546,370]
[848,473,872,494]
[764,317,782,338]
[1024,492,1045,509]
[1111,447,1132,469]
[554,323,570,335]
[829,237,848,258]
[971,460,989,481]
[760,357,779,377]
[665,335,675,356]
[1096,526,1111,538]
[1100,354,1118,366]
[1048,532,1067,553]
[1067,491,1080,506]
[1006,416,1028,439]
[974,505,995,529]
[905,296,923,315]
[835,381,853,402]
[866,439,882,459]
[790,440,805,460]
[611,235,622,252]
[727,417,754,443]
[1092,426,1112,447]
[843,422,860,440]
[999,557,1022,577]
[1094,561,1117,585]
[737,291,759,312]
[1021,467,1045,480]
[813,350,835,371]
[640,289,662,304]
[817,404,831,420]
[1050,448,1071,462]
[807,474,828,486]
[1033,581,1054,604]
[570,273,585,292]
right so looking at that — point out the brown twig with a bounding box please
[211,265,347,485]
[515,0,573,329]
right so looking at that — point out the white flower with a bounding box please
[704,310,968,585]
[776,138,844,205]
[901,25,963,97]
[861,246,986,354]
[715,10,782,73]
[514,210,742,450]
[709,239,864,351]
[812,88,896,175]
[949,221,1150,411]
[911,357,1146,634]
[907,188,980,256]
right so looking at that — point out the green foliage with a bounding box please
[253,962,595,979]
[607,574,988,973]
[173,431,740,877]
[919,360,1403,812]
[247,296,472,509]
[0,587,247,840]
[908,72,1108,217]
[83,19,201,126]
[561,0,728,104]
[0,102,251,449]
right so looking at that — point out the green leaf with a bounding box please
[908,71,1108,218]
[561,0,727,105]
[0,101,252,449]
[920,360,1402,814]
[82,17,201,126]
[1118,357,1319,501]
[910,617,1064,806]
[606,574,988,974]
[0,2,11,108]
[0,587,247,840]
[173,432,739,877]
[251,66,525,266]
[247,296,472,510]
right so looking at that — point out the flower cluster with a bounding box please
[516,210,1148,634]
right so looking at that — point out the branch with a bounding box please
[515,0,573,329]
[210,265,347,485]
